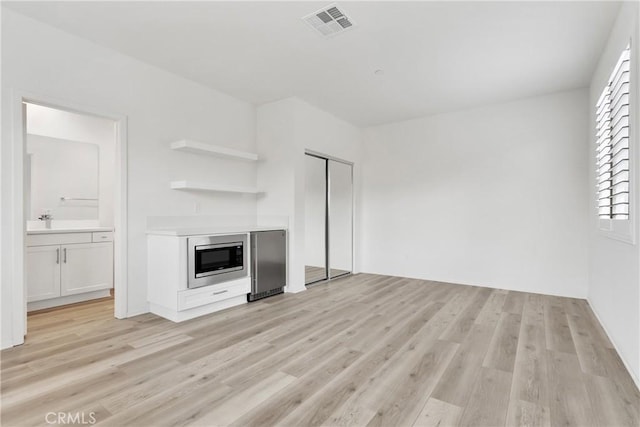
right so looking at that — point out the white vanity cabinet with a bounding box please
[26,245,62,301]
[60,242,113,296]
[26,230,113,310]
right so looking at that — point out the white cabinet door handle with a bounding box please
[56,248,60,264]
[212,290,228,295]
[63,248,67,263]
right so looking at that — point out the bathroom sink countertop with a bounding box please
[27,227,114,235]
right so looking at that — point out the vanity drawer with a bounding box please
[178,278,250,311]
[92,232,114,242]
[26,233,92,247]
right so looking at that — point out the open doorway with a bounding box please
[24,103,116,320]
[8,94,128,346]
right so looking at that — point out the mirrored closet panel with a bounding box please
[304,152,353,285]
[304,154,328,284]
[328,160,352,278]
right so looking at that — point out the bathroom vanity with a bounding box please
[26,227,114,311]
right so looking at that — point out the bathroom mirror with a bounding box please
[26,134,99,221]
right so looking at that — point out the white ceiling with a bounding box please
[4,1,621,126]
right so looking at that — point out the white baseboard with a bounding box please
[27,289,111,312]
[360,269,587,299]
[149,295,247,322]
[125,303,150,318]
[286,284,307,294]
[586,297,640,391]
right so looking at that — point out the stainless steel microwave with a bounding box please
[187,234,248,288]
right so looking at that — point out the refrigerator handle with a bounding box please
[251,234,258,291]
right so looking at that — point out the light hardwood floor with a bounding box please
[1,273,638,426]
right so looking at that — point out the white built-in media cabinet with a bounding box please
[149,140,268,322]
[146,232,250,322]
[147,226,285,322]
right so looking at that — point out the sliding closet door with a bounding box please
[328,160,352,278]
[304,154,327,284]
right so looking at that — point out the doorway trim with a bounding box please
[8,89,128,346]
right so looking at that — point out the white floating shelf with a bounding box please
[170,139,258,162]
[170,180,259,194]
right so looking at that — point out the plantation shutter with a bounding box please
[596,44,631,220]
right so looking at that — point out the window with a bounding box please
[596,44,631,220]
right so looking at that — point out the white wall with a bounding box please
[588,1,640,386]
[293,99,362,276]
[1,9,256,346]
[256,98,301,291]
[26,103,116,226]
[361,89,589,298]
[257,97,362,292]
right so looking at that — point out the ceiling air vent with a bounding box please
[303,3,356,37]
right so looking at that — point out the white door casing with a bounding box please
[5,89,128,348]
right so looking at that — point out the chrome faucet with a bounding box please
[38,211,53,229]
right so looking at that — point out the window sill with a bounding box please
[598,218,636,245]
